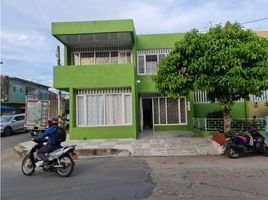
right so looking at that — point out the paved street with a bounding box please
[1,131,30,161]
[1,157,154,200]
[1,133,268,200]
[144,156,268,200]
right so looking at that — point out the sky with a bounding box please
[1,0,268,88]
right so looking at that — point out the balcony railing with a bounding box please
[193,118,265,131]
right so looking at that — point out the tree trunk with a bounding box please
[224,112,231,133]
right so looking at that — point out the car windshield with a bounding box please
[0,116,13,123]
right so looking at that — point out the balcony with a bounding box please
[53,64,135,89]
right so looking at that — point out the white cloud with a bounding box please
[1,0,268,86]
[1,29,56,63]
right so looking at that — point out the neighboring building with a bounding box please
[0,75,49,113]
[52,20,268,140]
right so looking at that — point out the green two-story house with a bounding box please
[52,19,268,140]
[52,19,195,140]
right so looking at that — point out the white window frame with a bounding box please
[76,93,132,127]
[137,49,172,75]
[138,54,166,75]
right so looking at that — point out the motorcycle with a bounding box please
[21,132,78,177]
[224,129,268,159]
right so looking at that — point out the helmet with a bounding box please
[48,118,58,126]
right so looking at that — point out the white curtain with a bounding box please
[77,96,85,125]
[124,94,132,124]
[146,55,157,74]
[105,94,123,125]
[76,91,132,126]
[81,53,94,65]
[74,53,80,65]
[87,95,104,125]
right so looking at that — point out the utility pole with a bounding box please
[56,46,62,116]
[56,46,61,66]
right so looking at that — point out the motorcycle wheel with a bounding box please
[21,155,35,175]
[56,155,74,177]
[227,147,240,159]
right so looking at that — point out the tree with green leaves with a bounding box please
[153,22,268,132]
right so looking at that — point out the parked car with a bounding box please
[0,114,26,136]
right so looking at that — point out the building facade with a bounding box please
[52,20,268,140]
[0,75,49,114]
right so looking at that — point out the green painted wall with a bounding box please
[137,75,157,92]
[70,126,136,140]
[136,33,185,49]
[54,64,135,89]
[52,19,135,35]
[54,63,139,139]
[64,45,71,66]
[194,102,248,118]
[186,92,195,128]
[9,79,25,103]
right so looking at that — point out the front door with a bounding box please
[142,98,153,129]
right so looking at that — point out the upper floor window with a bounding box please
[11,84,23,93]
[71,46,132,65]
[137,49,172,75]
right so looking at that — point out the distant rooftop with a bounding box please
[1,75,50,88]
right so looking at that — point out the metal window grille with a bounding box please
[77,88,131,95]
[193,90,246,103]
[137,49,172,54]
[71,46,132,65]
[193,90,210,103]
[147,95,187,125]
[193,118,265,131]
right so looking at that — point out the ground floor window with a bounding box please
[76,88,132,126]
[153,97,187,125]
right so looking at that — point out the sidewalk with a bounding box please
[14,130,223,158]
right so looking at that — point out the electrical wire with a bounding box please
[242,17,268,25]
[31,0,51,34]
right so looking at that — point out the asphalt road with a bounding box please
[2,133,268,200]
[144,156,268,200]
[1,131,30,161]
[1,157,154,200]
[1,133,154,200]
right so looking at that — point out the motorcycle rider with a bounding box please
[34,118,62,167]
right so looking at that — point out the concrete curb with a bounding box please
[14,133,221,158]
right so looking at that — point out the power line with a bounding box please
[242,17,268,25]
[31,0,50,33]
